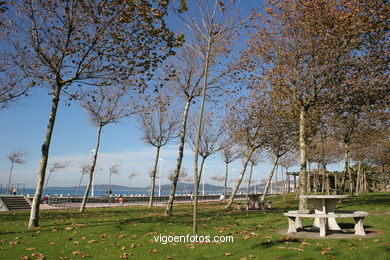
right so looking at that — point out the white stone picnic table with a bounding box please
[301,195,350,230]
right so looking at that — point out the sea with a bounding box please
[5,188,207,197]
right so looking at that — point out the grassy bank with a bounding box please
[0,193,389,259]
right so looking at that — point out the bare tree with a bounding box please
[168,168,189,183]
[220,141,239,198]
[178,0,245,235]
[108,164,120,195]
[3,0,180,228]
[7,151,28,193]
[75,163,90,197]
[187,112,223,200]
[245,150,262,199]
[79,86,132,212]
[135,91,179,207]
[128,173,138,194]
[225,95,268,209]
[43,161,69,196]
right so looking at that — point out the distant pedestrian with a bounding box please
[219,194,225,201]
[119,196,124,206]
[190,192,194,201]
[12,187,17,195]
[43,195,49,204]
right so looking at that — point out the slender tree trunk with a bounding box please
[344,142,353,195]
[307,160,311,193]
[224,161,229,198]
[275,162,278,194]
[149,146,161,207]
[356,160,362,195]
[43,171,53,197]
[226,149,254,209]
[75,174,84,197]
[165,98,191,216]
[322,167,325,192]
[260,156,280,202]
[246,163,254,200]
[192,38,212,235]
[80,123,102,213]
[7,162,14,194]
[287,169,290,193]
[28,84,62,229]
[298,107,308,211]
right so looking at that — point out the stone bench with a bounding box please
[284,210,368,237]
[236,200,272,210]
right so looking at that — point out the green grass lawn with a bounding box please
[1,193,389,260]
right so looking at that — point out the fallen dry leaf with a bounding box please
[150,249,158,253]
[242,235,251,240]
[225,252,234,256]
[10,241,20,245]
[31,253,45,260]
[119,253,133,259]
[88,240,97,244]
[71,251,90,258]
[20,256,29,260]
[291,247,304,252]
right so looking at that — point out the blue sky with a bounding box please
[0,85,291,188]
[0,0,319,189]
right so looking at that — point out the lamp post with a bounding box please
[202,164,207,196]
[158,158,165,197]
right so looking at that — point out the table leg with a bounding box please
[325,200,342,230]
[310,199,341,231]
[353,217,366,236]
[287,216,297,233]
[319,217,327,237]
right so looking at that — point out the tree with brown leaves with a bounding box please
[2,0,181,228]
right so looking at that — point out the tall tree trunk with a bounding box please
[7,162,14,193]
[344,142,353,195]
[275,162,278,194]
[28,84,62,229]
[307,160,311,193]
[149,146,161,207]
[260,156,280,202]
[298,107,308,211]
[356,160,362,195]
[80,123,102,213]
[287,168,290,193]
[192,38,212,235]
[224,161,229,198]
[75,174,84,197]
[314,164,319,194]
[165,98,191,216]
[226,149,254,209]
[246,162,254,200]
[322,167,325,192]
[43,171,53,197]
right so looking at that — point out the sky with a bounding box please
[1,0,344,190]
